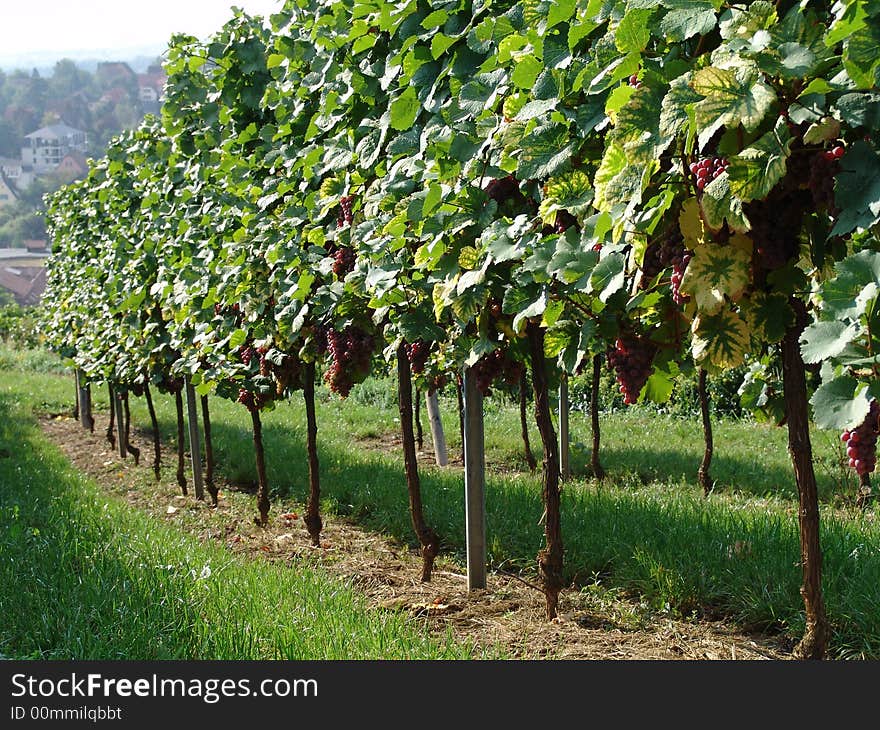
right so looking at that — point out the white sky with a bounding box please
[0,0,284,69]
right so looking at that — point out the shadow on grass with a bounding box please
[164,405,880,659]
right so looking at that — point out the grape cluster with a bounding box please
[554,210,579,234]
[628,73,641,89]
[324,326,375,397]
[841,401,880,476]
[473,349,524,396]
[745,186,810,270]
[258,345,270,377]
[333,246,356,278]
[808,145,843,214]
[485,175,521,204]
[238,388,255,411]
[337,196,355,227]
[405,340,431,374]
[670,253,691,305]
[689,157,730,192]
[641,229,691,303]
[239,345,255,366]
[608,335,656,405]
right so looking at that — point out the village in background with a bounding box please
[0,59,166,308]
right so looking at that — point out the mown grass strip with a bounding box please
[0,387,483,660]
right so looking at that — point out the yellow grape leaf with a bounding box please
[458,246,481,270]
[679,197,705,249]
[680,233,752,314]
[691,307,750,371]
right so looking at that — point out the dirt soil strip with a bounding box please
[40,412,790,660]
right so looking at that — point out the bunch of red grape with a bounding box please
[640,229,691,303]
[689,156,729,192]
[337,195,355,228]
[324,325,375,397]
[405,340,431,374]
[554,210,578,234]
[808,145,843,214]
[239,345,255,366]
[472,348,523,396]
[745,186,810,270]
[485,175,521,204]
[238,388,255,410]
[333,246,356,278]
[628,73,641,89]
[608,335,656,405]
[841,400,880,476]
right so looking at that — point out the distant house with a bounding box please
[24,240,48,254]
[0,265,46,306]
[138,70,167,113]
[96,62,136,87]
[55,152,89,182]
[0,170,20,209]
[21,122,88,174]
[0,158,35,191]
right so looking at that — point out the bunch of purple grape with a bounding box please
[608,335,656,405]
[842,400,880,476]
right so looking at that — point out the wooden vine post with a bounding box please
[201,395,217,505]
[396,343,439,582]
[184,379,205,501]
[302,362,322,546]
[558,374,570,481]
[143,383,162,482]
[462,367,487,591]
[697,368,714,496]
[782,298,829,659]
[425,389,449,467]
[527,321,563,619]
[173,386,187,495]
[75,369,94,431]
[590,353,605,480]
[112,387,126,459]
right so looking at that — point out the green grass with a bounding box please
[0,379,485,660]
[3,358,880,658]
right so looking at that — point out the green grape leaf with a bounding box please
[803,117,841,145]
[611,83,672,163]
[589,252,627,302]
[800,321,861,364]
[726,118,791,203]
[660,72,701,143]
[700,173,751,233]
[744,292,794,344]
[691,308,751,370]
[616,8,654,52]
[680,233,752,313]
[692,65,776,150]
[390,86,421,131]
[843,18,880,90]
[659,4,717,42]
[539,169,594,223]
[514,124,576,180]
[642,370,674,403]
[831,141,880,236]
[809,376,872,430]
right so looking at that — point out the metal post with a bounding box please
[462,367,486,590]
[559,374,570,481]
[425,390,449,466]
[113,389,126,459]
[76,370,92,430]
[185,379,205,500]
